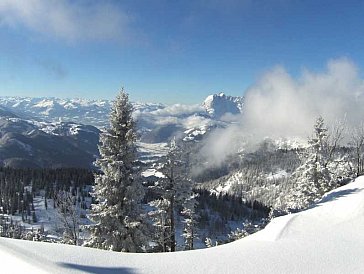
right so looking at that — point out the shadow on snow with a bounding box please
[59,263,136,274]
[318,188,360,204]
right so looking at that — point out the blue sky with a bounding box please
[0,0,363,104]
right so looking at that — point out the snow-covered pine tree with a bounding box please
[227,222,260,243]
[148,198,171,252]
[181,192,199,250]
[308,117,337,194]
[204,237,218,248]
[350,123,364,177]
[85,90,147,252]
[285,117,336,211]
[149,138,197,252]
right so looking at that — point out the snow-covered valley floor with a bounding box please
[2,177,364,273]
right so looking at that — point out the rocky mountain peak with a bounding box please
[202,92,244,119]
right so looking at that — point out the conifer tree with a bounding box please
[85,90,147,252]
[149,139,196,251]
[148,198,170,252]
[181,192,199,250]
[350,123,364,177]
[285,117,336,211]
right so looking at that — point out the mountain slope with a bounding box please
[0,118,100,168]
[0,106,19,118]
[1,177,364,273]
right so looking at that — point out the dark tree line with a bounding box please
[196,189,270,237]
[0,167,94,216]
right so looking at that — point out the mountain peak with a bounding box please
[202,93,244,119]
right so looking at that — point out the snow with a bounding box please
[0,95,238,142]
[210,171,246,195]
[274,137,308,150]
[202,93,244,118]
[2,176,364,273]
[266,170,288,181]
[0,96,112,128]
[141,168,166,178]
[0,242,48,274]
[212,180,234,195]
[183,125,208,140]
[137,142,169,163]
[33,99,55,109]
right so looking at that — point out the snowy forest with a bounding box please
[1,90,364,253]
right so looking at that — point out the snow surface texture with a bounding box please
[1,177,364,273]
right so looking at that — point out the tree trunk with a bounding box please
[169,194,175,252]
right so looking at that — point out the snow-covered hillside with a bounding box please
[0,115,100,168]
[2,177,364,273]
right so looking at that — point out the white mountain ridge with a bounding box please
[0,93,244,127]
[0,94,245,149]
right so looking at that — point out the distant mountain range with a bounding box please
[0,93,244,168]
[0,97,112,127]
[0,93,243,127]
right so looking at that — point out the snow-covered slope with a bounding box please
[0,116,100,168]
[2,177,364,273]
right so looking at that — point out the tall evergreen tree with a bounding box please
[181,192,199,250]
[149,139,196,251]
[85,90,147,252]
[350,123,364,177]
[148,198,171,252]
[285,117,336,211]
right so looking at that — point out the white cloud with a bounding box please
[0,0,133,42]
[198,123,244,168]
[182,115,210,129]
[198,58,364,169]
[243,58,364,138]
[155,116,179,126]
[150,104,204,117]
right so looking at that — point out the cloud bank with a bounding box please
[243,58,364,138]
[200,58,364,168]
[150,104,204,117]
[135,104,208,129]
[0,0,132,42]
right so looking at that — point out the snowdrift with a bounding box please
[2,177,364,273]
